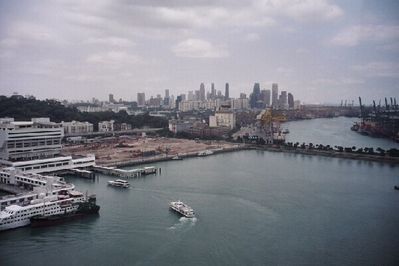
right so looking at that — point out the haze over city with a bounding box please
[0,0,398,103]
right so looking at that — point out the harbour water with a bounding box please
[284,117,399,150]
[1,118,399,266]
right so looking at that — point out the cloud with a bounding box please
[86,51,141,67]
[351,61,399,78]
[8,21,61,43]
[255,0,343,22]
[245,33,261,42]
[331,25,399,46]
[85,37,135,47]
[172,38,229,58]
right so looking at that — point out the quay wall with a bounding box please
[253,145,399,164]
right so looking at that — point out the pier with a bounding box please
[91,165,158,178]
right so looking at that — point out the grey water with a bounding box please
[1,118,399,266]
[284,117,399,150]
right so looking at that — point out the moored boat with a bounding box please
[169,201,195,218]
[30,194,100,227]
[198,150,213,157]
[108,179,130,188]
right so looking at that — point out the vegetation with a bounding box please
[0,95,168,130]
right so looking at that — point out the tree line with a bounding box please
[0,96,168,130]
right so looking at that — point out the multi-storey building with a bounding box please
[0,118,63,161]
[61,121,93,136]
[272,83,278,108]
[98,120,114,132]
[137,92,146,107]
[209,109,236,129]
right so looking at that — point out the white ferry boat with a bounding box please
[0,191,85,231]
[107,179,130,188]
[169,201,195,218]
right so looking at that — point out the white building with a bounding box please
[0,155,95,174]
[209,110,236,129]
[0,118,95,174]
[61,121,93,135]
[230,98,249,110]
[98,120,114,132]
[168,120,193,134]
[0,118,63,161]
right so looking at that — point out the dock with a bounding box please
[91,165,158,178]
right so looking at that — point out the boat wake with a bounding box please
[168,217,197,231]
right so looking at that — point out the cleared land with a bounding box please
[62,137,239,166]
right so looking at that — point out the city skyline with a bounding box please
[0,1,398,103]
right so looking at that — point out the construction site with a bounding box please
[233,108,288,144]
[61,136,241,166]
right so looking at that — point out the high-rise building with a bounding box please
[211,83,216,99]
[288,93,294,109]
[261,89,271,107]
[250,83,261,108]
[188,91,194,101]
[109,93,115,103]
[137,92,146,107]
[240,93,247,99]
[279,91,287,110]
[164,89,170,106]
[225,83,230,100]
[199,83,206,101]
[272,83,278,108]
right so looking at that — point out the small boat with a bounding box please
[394,186,399,191]
[197,150,213,157]
[282,129,290,134]
[169,201,195,218]
[171,155,183,160]
[108,179,130,188]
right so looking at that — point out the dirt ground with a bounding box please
[62,137,237,165]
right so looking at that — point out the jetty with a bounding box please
[91,165,158,178]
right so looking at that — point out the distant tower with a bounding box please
[288,93,294,109]
[261,89,271,107]
[279,91,287,110]
[199,83,206,101]
[109,93,115,103]
[225,83,230,100]
[164,89,170,106]
[137,92,146,107]
[211,83,216,99]
[272,83,278,108]
[250,83,261,108]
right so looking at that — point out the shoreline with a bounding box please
[98,143,398,168]
[100,144,251,168]
[252,145,399,165]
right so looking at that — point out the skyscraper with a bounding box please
[199,83,206,101]
[261,89,271,107]
[272,83,278,108]
[250,83,261,108]
[288,93,294,109]
[279,91,287,110]
[225,83,229,100]
[109,93,115,103]
[165,89,169,98]
[137,92,145,107]
[211,83,216,99]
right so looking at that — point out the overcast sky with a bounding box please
[0,0,398,104]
